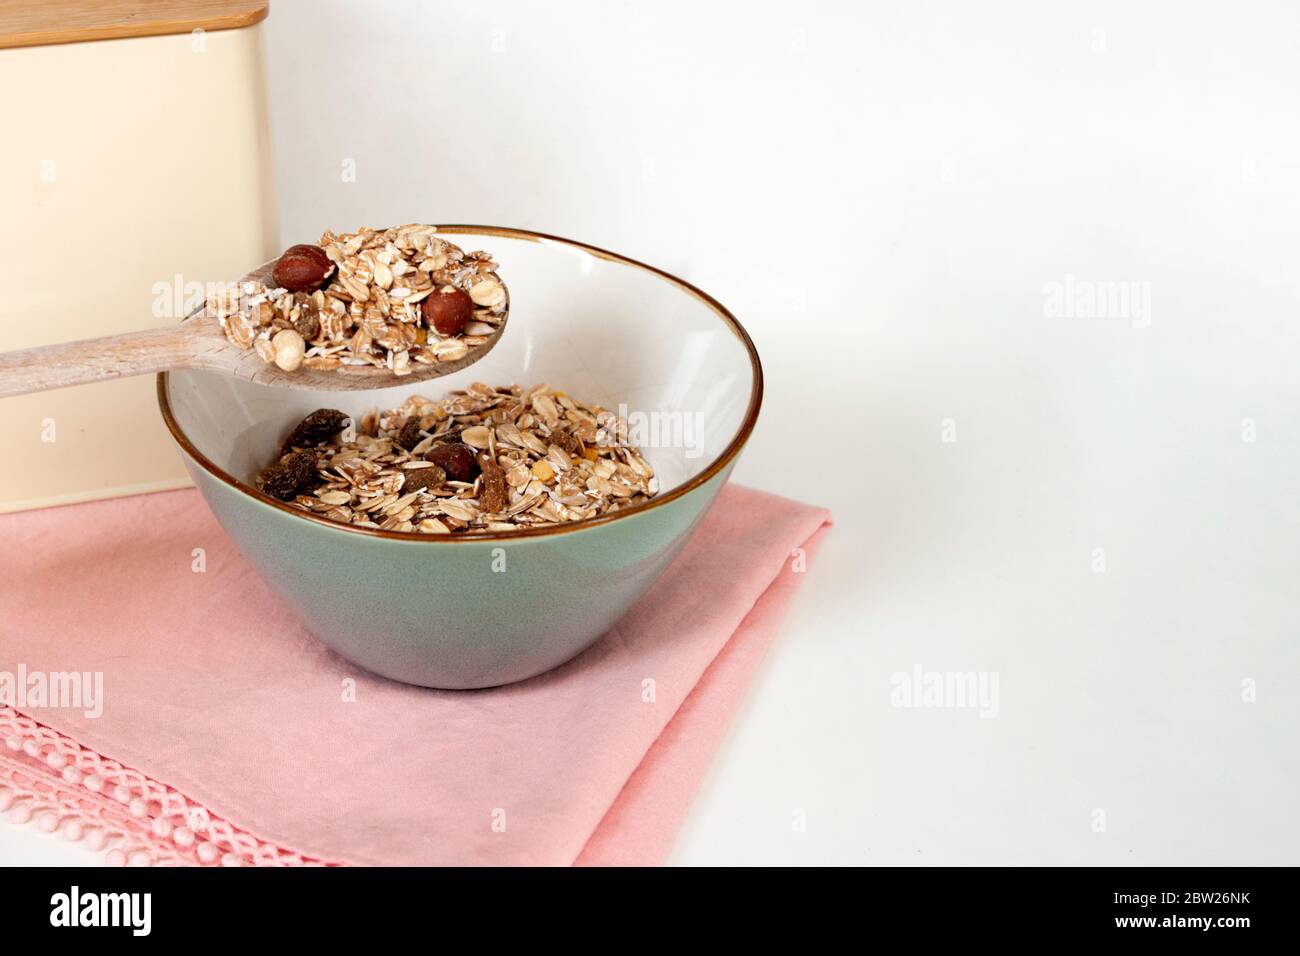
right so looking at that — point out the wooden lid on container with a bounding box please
[0,0,268,50]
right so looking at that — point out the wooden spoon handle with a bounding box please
[0,323,214,398]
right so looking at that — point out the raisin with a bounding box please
[548,429,582,455]
[257,450,318,501]
[477,453,509,514]
[425,442,479,483]
[280,409,349,455]
[293,308,320,340]
[403,465,446,494]
[397,417,425,451]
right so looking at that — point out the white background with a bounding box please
[7,0,1300,865]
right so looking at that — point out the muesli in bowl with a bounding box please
[257,383,658,534]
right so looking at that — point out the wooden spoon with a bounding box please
[0,257,508,398]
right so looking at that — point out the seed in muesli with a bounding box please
[254,383,660,534]
[206,225,509,375]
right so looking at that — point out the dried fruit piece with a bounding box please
[397,417,425,451]
[272,244,335,292]
[293,308,320,340]
[280,409,349,455]
[257,450,318,501]
[548,429,582,455]
[426,442,479,483]
[403,464,446,494]
[421,286,474,337]
[477,454,509,513]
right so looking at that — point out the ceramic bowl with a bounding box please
[158,226,762,689]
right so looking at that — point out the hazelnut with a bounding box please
[271,329,305,371]
[421,286,474,337]
[272,244,335,292]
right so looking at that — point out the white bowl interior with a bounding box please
[166,229,757,497]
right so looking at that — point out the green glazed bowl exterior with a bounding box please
[180,455,733,688]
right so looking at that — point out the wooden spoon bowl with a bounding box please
[0,256,508,398]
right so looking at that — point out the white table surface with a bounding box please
[5,0,1299,866]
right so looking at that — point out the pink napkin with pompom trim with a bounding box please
[0,484,829,866]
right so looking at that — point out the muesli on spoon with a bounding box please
[207,224,509,376]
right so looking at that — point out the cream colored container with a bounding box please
[0,1,276,512]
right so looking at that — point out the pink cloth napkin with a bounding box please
[0,484,830,866]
